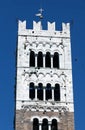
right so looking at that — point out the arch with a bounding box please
[38,73,44,80]
[51,119,58,130]
[50,117,60,122]
[29,83,35,100]
[54,84,60,101]
[42,119,48,130]
[37,83,43,100]
[46,83,52,100]
[53,52,59,69]
[45,43,50,49]
[30,51,35,67]
[45,52,51,68]
[37,51,43,67]
[33,118,39,130]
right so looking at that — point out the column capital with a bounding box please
[39,121,42,124]
[48,121,52,125]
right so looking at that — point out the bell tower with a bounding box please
[15,19,74,130]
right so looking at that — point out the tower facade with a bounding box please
[15,20,74,130]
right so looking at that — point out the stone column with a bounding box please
[39,123,42,130]
[43,55,45,68]
[35,87,37,100]
[43,88,46,101]
[51,55,53,68]
[35,54,37,67]
[48,122,51,130]
[52,88,54,101]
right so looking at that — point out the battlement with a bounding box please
[18,20,70,34]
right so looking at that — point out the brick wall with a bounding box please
[15,110,74,130]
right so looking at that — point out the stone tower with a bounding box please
[15,20,74,130]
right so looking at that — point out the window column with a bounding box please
[43,88,46,101]
[43,54,45,68]
[51,55,53,68]
[52,88,54,101]
[48,122,51,130]
[39,121,42,130]
[35,87,37,100]
[35,54,37,67]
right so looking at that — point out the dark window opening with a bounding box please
[45,52,51,68]
[33,118,39,130]
[30,51,35,67]
[37,52,43,67]
[37,83,43,100]
[29,83,35,100]
[46,83,52,100]
[53,52,59,69]
[54,84,60,101]
[51,119,58,130]
[42,119,48,130]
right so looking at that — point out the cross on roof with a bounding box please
[35,8,44,19]
[39,8,44,14]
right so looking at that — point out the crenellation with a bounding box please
[33,21,42,30]
[18,20,26,32]
[18,21,70,38]
[48,22,55,31]
[62,23,70,34]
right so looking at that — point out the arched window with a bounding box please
[51,119,58,130]
[42,119,48,130]
[54,84,60,101]
[37,83,43,100]
[53,52,59,69]
[37,52,43,67]
[29,83,35,100]
[30,51,35,67]
[33,118,39,130]
[46,83,52,100]
[45,52,51,68]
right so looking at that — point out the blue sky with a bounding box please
[0,0,85,130]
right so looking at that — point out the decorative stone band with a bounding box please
[21,104,69,113]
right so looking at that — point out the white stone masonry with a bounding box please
[16,20,74,112]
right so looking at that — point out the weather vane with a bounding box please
[35,8,44,19]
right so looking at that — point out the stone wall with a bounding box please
[15,110,74,130]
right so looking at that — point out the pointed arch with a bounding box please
[51,119,58,130]
[42,119,48,130]
[33,118,39,130]
[53,52,59,69]
[30,51,35,67]
[37,51,43,67]
[54,84,60,101]
[45,52,51,68]
[46,83,52,100]
[37,83,43,100]
[29,82,35,100]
